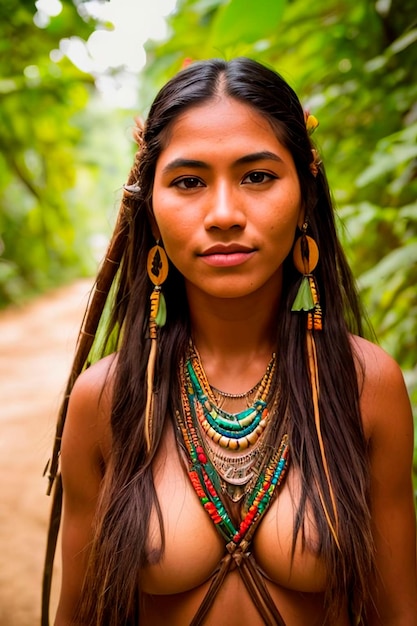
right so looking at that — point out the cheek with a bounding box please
[152,194,177,243]
[266,213,300,263]
[153,198,198,252]
[267,208,300,238]
[151,207,189,266]
[157,218,192,253]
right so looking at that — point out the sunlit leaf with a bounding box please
[358,241,417,289]
[210,0,286,49]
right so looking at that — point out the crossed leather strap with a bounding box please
[190,540,286,626]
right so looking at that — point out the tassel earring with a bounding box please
[145,242,169,452]
[291,223,340,548]
[291,222,322,331]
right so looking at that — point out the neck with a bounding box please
[186,282,281,394]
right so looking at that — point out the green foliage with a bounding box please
[142,0,417,489]
[0,0,93,304]
[209,0,286,49]
[0,0,131,306]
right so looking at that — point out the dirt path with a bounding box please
[0,280,93,626]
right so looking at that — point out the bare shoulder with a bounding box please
[62,353,118,470]
[351,341,417,621]
[351,334,406,390]
[56,354,119,623]
[71,352,118,399]
[350,335,412,440]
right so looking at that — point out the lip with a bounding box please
[199,243,256,267]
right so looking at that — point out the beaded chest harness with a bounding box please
[176,349,290,547]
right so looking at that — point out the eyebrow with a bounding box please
[162,158,206,174]
[235,151,284,166]
[161,151,283,175]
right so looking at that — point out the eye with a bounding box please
[241,171,277,185]
[172,176,205,189]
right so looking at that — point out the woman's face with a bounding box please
[152,96,303,302]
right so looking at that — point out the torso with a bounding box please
[93,337,379,625]
[139,423,350,625]
[57,336,417,626]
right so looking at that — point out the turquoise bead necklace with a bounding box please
[186,346,276,450]
[176,350,290,547]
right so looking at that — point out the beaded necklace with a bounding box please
[177,355,290,547]
[211,380,261,405]
[186,348,276,450]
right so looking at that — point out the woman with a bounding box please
[49,58,416,625]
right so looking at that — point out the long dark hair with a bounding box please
[74,58,373,624]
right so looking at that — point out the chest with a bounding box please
[140,426,328,596]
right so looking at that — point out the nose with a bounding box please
[203,182,246,231]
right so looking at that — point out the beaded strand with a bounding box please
[186,349,276,450]
[177,358,290,547]
[236,437,289,544]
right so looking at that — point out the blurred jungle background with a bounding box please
[0,0,416,624]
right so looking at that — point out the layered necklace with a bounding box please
[176,345,290,543]
[186,346,276,450]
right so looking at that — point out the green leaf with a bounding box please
[291,276,314,312]
[358,240,417,289]
[155,291,167,327]
[210,0,286,49]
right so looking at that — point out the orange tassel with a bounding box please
[144,334,157,452]
[308,276,322,331]
[306,330,340,550]
[145,243,169,452]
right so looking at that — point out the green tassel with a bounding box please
[291,276,314,311]
[155,291,167,327]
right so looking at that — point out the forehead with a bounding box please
[158,96,288,159]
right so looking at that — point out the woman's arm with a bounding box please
[358,338,417,624]
[54,356,114,626]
